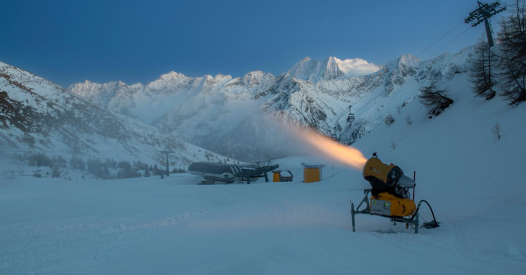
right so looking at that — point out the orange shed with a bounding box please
[301,163,325,183]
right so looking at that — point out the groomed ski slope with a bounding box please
[1,75,526,274]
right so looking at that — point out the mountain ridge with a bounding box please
[0,61,235,168]
[18,48,476,161]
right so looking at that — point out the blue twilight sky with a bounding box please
[0,0,506,87]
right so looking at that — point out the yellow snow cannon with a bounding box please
[362,156,416,217]
[351,153,439,233]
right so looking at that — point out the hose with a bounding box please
[411,200,439,229]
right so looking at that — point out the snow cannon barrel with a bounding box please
[362,154,415,197]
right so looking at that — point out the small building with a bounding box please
[272,170,293,182]
[301,163,325,183]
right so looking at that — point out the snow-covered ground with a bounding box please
[2,72,526,274]
[1,155,524,275]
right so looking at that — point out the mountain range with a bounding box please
[69,50,474,161]
[0,61,234,168]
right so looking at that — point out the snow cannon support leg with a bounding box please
[415,213,419,234]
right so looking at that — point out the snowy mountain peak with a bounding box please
[287,56,381,83]
[0,61,232,169]
[399,54,420,66]
[241,71,274,89]
[158,71,188,81]
[385,54,421,70]
[213,73,232,81]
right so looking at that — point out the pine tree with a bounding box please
[496,0,526,105]
[153,163,160,175]
[51,165,61,178]
[78,158,85,171]
[468,40,496,100]
[70,156,78,169]
[418,81,454,116]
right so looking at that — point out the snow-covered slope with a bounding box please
[1,79,524,274]
[70,49,474,161]
[0,62,235,167]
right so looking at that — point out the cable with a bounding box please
[352,88,386,114]
[326,106,350,125]
[337,24,475,140]
[427,25,473,60]
[416,21,465,58]
[339,22,472,118]
[300,21,470,137]
[411,199,440,229]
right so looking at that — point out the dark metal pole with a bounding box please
[465,1,506,48]
[413,171,416,201]
[166,151,169,177]
[415,213,419,234]
[351,201,356,232]
[160,150,174,177]
[484,17,494,47]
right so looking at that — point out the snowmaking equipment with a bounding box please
[350,153,438,234]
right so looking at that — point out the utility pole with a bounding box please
[465,1,506,47]
[160,149,174,176]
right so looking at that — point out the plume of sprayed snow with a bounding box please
[271,115,367,170]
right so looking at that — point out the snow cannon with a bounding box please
[363,153,415,199]
[351,153,439,234]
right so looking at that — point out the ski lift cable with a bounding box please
[353,88,386,114]
[336,29,473,140]
[416,20,465,58]
[329,21,472,138]
[344,23,474,117]
[330,89,384,138]
[339,122,354,137]
[327,91,369,127]
[427,25,473,60]
[327,107,350,124]
[331,108,350,125]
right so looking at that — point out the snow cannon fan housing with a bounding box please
[362,154,416,217]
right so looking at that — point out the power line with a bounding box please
[427,25,473,60]
[343,24,472,128]
[416,21,465,58]
[333,21,470,121]
[353,88,386,114]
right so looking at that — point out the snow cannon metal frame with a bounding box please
[350,153,438,234]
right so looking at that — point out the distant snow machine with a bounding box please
[350,153,439,234]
